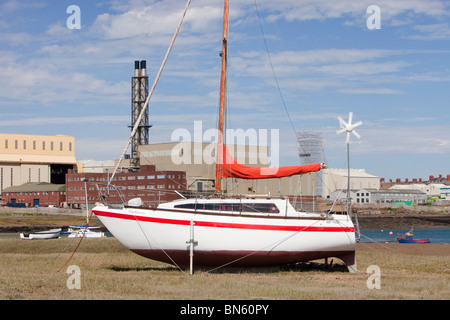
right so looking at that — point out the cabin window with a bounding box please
[174,202,280,214]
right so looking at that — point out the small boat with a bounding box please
[396,228,430,244]
[20,228,61,240]
[66,225,105,238]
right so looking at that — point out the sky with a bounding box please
[0,0,449,181]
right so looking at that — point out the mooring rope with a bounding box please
[53,209,95,274]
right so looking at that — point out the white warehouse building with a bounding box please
[321,168,380,199]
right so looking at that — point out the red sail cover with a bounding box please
[216,145,322,180]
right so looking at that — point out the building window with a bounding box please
[128,176,135,180]
[157,175,165,179]
[69,142,72,152]
[51,141,54,150]
[60,142,63,151]
[42,141,45,150]
[23,140,26,149]
[15,140,18,149]
[4,139,7,149]
[33,141,36,150]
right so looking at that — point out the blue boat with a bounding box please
[396,228,430,244]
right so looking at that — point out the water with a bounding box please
[2,229,449,243]
[360,228,450,244]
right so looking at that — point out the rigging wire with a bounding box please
[205,218,324,273]
[107,0,191,190]
[253,0,297,137]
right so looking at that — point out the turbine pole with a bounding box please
[337,112,362,242]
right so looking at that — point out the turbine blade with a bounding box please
[336,127,346,134]
[337,116,346,128]
[353,121,362,128]
[348,112,353,125]
[353,130,361,139]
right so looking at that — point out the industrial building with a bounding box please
[135,142,320,200]
[1,182,66,207]
[0,133,79,194]
[65,164,186,208]
[321,168,381,199]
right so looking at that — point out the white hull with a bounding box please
[20,228,61,240]
[93,198,356,272]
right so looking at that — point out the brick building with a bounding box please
[1,182,66,207]
[66,165,186,208]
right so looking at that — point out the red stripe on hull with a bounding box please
[94,210,354,233]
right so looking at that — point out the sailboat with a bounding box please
[92,0,356,272]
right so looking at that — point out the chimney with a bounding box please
[396,178,401,183]
[447,175,450,182]
[413,178,417,183]
[419,178,422,183]
[140,60,147,77]
[134,60,139,77]
[429,175,434,181]
[405,178,409,183]
[380,178,385,183]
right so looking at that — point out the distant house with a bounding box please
[328,188,427,205]
[441,187,450,200]
[1,182,66,207]
[369,189,427,204]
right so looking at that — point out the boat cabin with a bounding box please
[157,197,319,217]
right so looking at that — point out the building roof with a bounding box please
[323,168,379,178]
[2,182,65,193]
[370,189,426,195]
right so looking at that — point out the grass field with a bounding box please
[0,237,448,300]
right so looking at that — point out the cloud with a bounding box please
[0,115,129,127]
[324,125,450,155]
[337,88,404,95]
[91,0,223,40]
[409,23,450,40]
[0,55,129,105]
[260,0,450,24]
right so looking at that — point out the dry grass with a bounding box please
[0,237,449,300]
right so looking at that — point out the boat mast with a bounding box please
[216,0,229,194]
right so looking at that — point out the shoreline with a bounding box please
[0,212,449,233]
[355,214,450,230]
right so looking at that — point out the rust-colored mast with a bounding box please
[216,0,229,194]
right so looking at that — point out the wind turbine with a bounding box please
[337,112,362,144]
[336,112,362,241]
